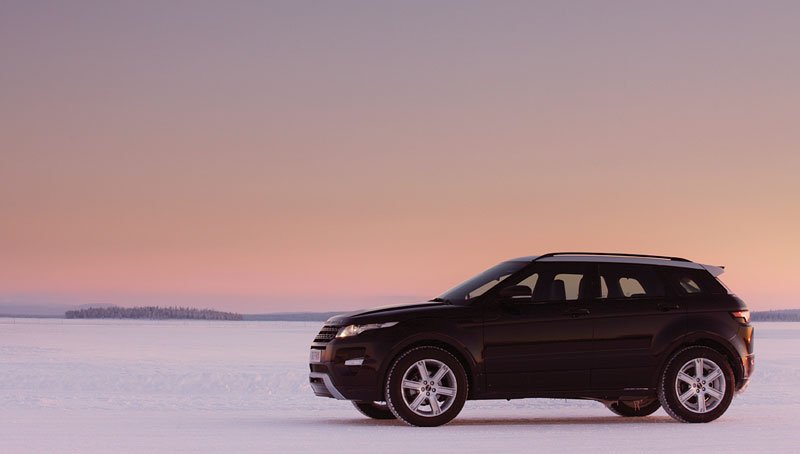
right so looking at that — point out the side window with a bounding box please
[678,277,702,294]
[495,272,539,301]
[517,273,539,292]
[669,269,727,295]
[531,263,593,302]
[554,273,583,301]
[599,264,664,300]
[620,277,646,297]
[468,273,512,299]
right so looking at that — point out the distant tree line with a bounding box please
[61,307,799,322]
[65,306,243,320]
[752,309,800,322]
[243,312,342,321]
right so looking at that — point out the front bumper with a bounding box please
[309,372,346,399]
[308,337,389,402]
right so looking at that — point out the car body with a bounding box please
[309,252,754,426]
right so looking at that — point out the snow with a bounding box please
[1,319,797,453]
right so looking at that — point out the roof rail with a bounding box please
[534,252,692,263]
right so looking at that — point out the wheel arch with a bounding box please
[382,337,477,399]
[659,333,743,386]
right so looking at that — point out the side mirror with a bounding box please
[498,285,532,299]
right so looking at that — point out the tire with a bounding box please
[385,346,468,427]
[605,398,661,417]
[658,346,735,423]
[352,401,396,420]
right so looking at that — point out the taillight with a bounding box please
[731,310,750,325]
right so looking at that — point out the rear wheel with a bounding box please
[352,401,396,420]
[605,398,660,417]
[658,346,735,423]
[385,346,468,427]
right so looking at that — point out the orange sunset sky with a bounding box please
[1,1,798,312]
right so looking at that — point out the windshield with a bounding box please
[436,261,529,305]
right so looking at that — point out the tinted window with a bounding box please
[599,264,665,299]
[619,277,646,297]
[468,274,513,299]
[438,260,529,304]
[492,272,540,300]
[528,263,593,302]
[678,277,702,294]
[554,273,584,300]
[517,272,539,291]
[667,268,728,295]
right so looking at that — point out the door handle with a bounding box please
[564,308,590,318]
[658,303,680,312]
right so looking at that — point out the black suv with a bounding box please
[309,252,754,426]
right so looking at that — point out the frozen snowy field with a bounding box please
[1,319,798,453]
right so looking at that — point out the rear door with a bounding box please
[588,263,687,390]
[483,262,594,394]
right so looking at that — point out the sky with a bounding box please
[1,1,798,312]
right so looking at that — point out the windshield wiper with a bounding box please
[429,297,452,304]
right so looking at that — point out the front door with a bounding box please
[483,262,595,395]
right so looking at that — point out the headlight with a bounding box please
[336,322,398,338]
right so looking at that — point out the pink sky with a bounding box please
[1,1,798,312]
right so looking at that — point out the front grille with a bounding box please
[314,325,340,343]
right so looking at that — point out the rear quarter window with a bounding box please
[667,268,727,295]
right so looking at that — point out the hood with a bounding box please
[326,301,451,325]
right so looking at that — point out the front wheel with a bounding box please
[658,346,735,423]
[352,401,396,420]
[605,398,661,417]
[385,346,468,427]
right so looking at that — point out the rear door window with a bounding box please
[599,264,665,300]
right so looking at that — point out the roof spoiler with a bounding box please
[702,264,725,277]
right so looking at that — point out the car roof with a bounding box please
[507,253,725,276]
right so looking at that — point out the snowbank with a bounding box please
[0,319,796,452]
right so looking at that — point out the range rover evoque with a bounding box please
[308,252,754,426]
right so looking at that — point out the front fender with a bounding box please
[378,317,483,396]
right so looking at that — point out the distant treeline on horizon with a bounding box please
[247,309,800,322]
[65,306,243,321]
[751,309,800,322]
[243,311,343,321]
[38,307,800,322]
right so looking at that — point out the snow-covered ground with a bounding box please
[1,319,797,453]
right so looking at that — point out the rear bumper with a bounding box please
[734,324,755,393]
[736,353,755,393]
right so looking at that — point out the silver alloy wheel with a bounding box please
[400,359,458,417]
[674,357,726,414]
